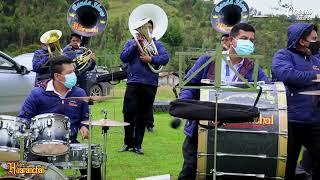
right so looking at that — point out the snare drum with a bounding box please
[0,115,27,161]
[52,143,101,169]
[30,113,70,156]
[197,82,288,179]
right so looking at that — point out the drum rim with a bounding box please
[30,140,70,156]
[0,115,27,122]
[0,146,20,152]
[18,161,68,180]
[31,113,70,122]
[70,143,99,150]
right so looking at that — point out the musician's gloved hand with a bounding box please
[79,126,89,139]
[140,53,152,63]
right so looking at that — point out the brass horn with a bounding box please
[67,0,108,74]
[40,30,63,58]
[128,4,168,74]
[211,0,249,34]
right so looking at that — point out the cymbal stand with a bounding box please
[87,100,94,180]
[101,109,109,180]
[212,90,220,180]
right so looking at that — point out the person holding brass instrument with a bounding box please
[63,33,96,95]
[272,23,320,180]
[178,23,269,180]
[221,34,230,51]
[33,30,63,85]
[19,56,101,180]
[119,19,170,154]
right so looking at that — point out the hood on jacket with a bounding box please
[287,23,313,49]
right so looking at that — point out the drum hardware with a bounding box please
[81,109,129,180]
[299,90,320,95]
[63,95,120,102]
[214,172,265,178]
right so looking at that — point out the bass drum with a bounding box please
[197,82,287,179]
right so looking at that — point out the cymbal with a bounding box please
[312,79,320,83]
[63,96,120,102]
[81,119,130,127]
[299,90,320,96]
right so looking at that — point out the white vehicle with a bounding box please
[0,51,35,115]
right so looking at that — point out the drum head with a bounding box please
[31,141,69,156]
[0,147,20,161]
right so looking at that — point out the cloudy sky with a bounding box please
[214,0,320,17]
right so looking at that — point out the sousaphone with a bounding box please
[128,4,168,73]
[67,0,108,74]
[211,0,249,33]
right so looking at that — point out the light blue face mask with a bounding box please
[234,39,255,56]
[64,72,77,89]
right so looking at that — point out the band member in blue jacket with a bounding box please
[272,23,320,180]
[63,33,96,95]
[19,56,101,180]
[119,20,170,154]
[178,23,269,180]
[32,43,56,85]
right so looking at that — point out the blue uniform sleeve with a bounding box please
[32,50,48,73]
[63,46,74,60]
[272,49,316,87]
[179,55,211,100]
[257,67,270,83]
[120,40,138,63]
[150,41,170,65]
[79,90,90,129]
[18,90,39,123]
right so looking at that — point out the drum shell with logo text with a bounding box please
[197,82,287,179]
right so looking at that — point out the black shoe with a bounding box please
[133,146,144,154]
[119,144,131,152]
[147,127,154,132]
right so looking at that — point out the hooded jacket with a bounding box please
[272,23,320,124]
[18,80,89,142]
[120,39,170,86]
[181,54,269,137]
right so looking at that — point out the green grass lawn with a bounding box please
[0,84,184,179]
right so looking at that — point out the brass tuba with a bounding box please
[67,0,108,74]
[40,30,63,58]
[211,0,249,34]
[128,4,168,74]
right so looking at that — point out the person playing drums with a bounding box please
[18,56,101,180]
[178,23,270,180]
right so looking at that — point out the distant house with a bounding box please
[158,72,179,87]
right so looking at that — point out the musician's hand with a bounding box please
[79,126,89,139]
[140,53,152,63]
[137,33,144,41]
[90,53,96,61]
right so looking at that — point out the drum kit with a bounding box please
[0,96,129,180]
